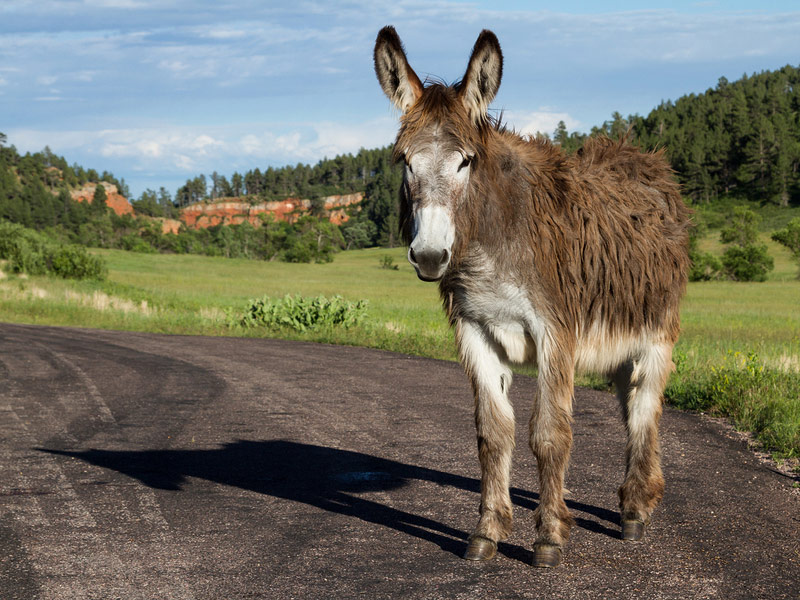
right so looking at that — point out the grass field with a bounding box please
[1,240,798,460]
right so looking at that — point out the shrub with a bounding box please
[119,233,157,254]
[688,250,722,281]
[237,294,368,332]
[47,245,107,280]
[687,217,722,281]
[721,244,774,281]
[380,255,399,270]
[0,220,106,280]
[0,221,45,274]
[282,238,315,263]
[717,207,774,282]
[772,218,800,278]
[720,206,760,247]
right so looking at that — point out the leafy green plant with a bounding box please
[689,251,723,281]
[237,294,368,332]
[687,216,722,281]
[379,255,399,270]
[721,243,774,281]
[47,245,107,280]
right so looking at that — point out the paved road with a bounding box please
[0,323,798,599]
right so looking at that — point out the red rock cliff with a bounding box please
[179,193,363,229]
[71,182,135,217]
[69,183,363,233]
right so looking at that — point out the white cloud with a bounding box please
[174,154,195,171]
[306,119,397,158]
[201,27,248,40]
[74,71,96,82]
[96,129,224,169]
[504,110,580,138]
[7,117,398,182]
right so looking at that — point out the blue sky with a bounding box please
[2,1,799,199]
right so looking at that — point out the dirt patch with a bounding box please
[698,411,800,495]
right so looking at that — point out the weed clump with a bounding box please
[667,350,800,458]
[236,294,368,332]
[380,255,399,270]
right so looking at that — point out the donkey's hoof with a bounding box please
[532,543,562,568]
[464,535,497,561]
[621,519,646,541]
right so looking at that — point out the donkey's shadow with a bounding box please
[41,440,618,563]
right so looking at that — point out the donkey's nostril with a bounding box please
[440,249,450,266]
[408,247,418,265]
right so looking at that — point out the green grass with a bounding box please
[1,244,798,459]
[670,234,800,457]
[0,248,457,359]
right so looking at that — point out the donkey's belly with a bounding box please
[574,318,673,377]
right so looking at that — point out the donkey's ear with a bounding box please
[374,26,423,113]
[458,30,503,123]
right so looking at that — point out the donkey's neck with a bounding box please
[465,132,570,242]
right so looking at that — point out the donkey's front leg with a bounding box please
[529,356,575,568]
[457,320,515,561]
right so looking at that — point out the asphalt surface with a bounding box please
[0,322,798,599]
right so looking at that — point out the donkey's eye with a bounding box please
[458,155,473,171]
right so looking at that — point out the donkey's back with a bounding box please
[551,136,692,371]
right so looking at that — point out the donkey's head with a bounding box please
[374,26,502,281]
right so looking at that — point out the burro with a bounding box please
[373,26,691,568]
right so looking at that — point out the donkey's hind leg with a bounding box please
[613,343,672,541]
[457,320,516,561]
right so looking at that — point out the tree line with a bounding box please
[142,145,404,250]
[170,146,398,206]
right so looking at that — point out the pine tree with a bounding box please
[92,184,108,214]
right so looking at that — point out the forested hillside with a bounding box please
[168,146,402,249]
[553,65,800,207]
[0,137,348,263]
[0,133,129,231]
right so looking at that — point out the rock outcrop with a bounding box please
[179,193,363,229]
[159,218,183,235]
[71,182,135,217]
[69,182,363,233]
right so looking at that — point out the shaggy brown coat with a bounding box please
[397,85,690,344]
[376,25,691,568]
